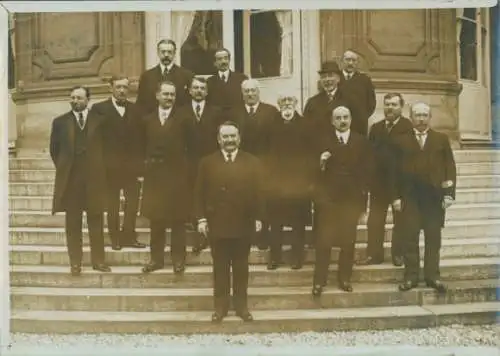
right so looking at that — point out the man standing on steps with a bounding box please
[49,86,111,276]
[206,48,248,117]
[312,106,372,296]
[358,93,413,267]
[92,75,146,251]
[178,76,223,255]
[392,102,456,293]
[339,50,377,137]
[135,39,195,117]
[194,121,264,323]
[231,79,278,250]
[140,81,190,275]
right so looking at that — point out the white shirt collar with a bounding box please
[386,117,400,126]
[414,128,429,135]
[326,88,337,97]
[343,70,355,79]
[192,100,206,112]
[160,62,174,74]
[336,129,350,142]
[112,96,126,115]
[245,102,260,113]
[158,106,172,119]
[282,112,294,121]
[219,70,230,80]
[222,149,238,161]
[73,108,89,119]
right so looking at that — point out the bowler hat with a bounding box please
[318,61,342,75]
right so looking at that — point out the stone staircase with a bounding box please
[8,150,500,334]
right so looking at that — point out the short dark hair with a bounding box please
[383,92,405,107]
[156,80,176,93]
[214,47,231,59]
[70,85,90,99]
[157,39,177,52]
[191,76,207,87]
[109,74,129,86]
[218,120,239,133]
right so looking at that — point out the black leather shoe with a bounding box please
[338,281,353,292]
[236,310,254,322]
[357,256,383,265]
[267,261,279,270]
[426,279,447,293]
[70,265,81,276]
[173,263,185,274]
[392,256,404,267]
[211,312,225,323]
[192,240,209,256]
[142,263,164,273]
[312,285,323,297]
[123,241,146,249]
[398,280,418,291]
[92,264,111,272]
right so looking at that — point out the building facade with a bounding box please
[8,8,498,151]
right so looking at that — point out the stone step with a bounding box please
[10,237,499,267]
[10,301,499,334]
[9,150,500,169]
[9,189,500,211]
[9,219,500,247]
[10,279,499,312]
[7,162,498,183]
[9,203,500,231]
[10,175,500,196]
[10,257,499,288]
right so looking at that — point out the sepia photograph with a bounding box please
[1,0,499,354]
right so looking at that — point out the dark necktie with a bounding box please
[226,152,232,163]
[195,104,201,120]
[386,121,394,132]
[162,67,169,79]
[78,112,84,129]
[221,74,226,82]
[417,133,425,149]
[248,106,255,116]
[338,136,344,144]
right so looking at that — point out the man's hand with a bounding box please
[442,196,454,209]
[392,199,402,212]
[197,220,209,237]
[137,176,144,182]
[320,151,332,171]
[255,220,262,232]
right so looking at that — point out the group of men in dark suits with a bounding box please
[49,39,456,323]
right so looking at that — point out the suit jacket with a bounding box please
[135,64,195,116]
[206,71,248,113]
[194,150,265,240]
[368,116,413,197]
[339,71,377,136]
[230,102,279,157]
[49,110,108,214]
[91,98,145,180]
[314,130,373,212]
[140,108,190,222]
[392,129,457,202]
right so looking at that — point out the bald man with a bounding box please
[339,50,376,136]
[312,106,373,296]
[391,102,456,293]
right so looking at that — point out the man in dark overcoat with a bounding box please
[136,39,195,116]
[49,86,111,276]
[391,102,456,293]
[177,76,223,254]
[358,93,413,267]
[312,106,372,296]
[265,93,315,270]
[230,78,278,250]
[194,121,265,323]
[140,81,190,275]
[339,50,377,136]
[92,75,146,250]
[206,48,248,116]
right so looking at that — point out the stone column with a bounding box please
[491,5,500,141]
[144,12,172,69]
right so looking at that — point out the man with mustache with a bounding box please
[206,48,248,117]
[358,93,413,267]
[312,106,372,296]
[178,76,223,255]
[231,79,279,250]
[194,121,265,323]
[338,50,377,137]
[92,75,146,251]
[391,102,456,293]
[136,39,195,117]
[140,81,190,275]
[49,86,111,276]
[265,93,315,270]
